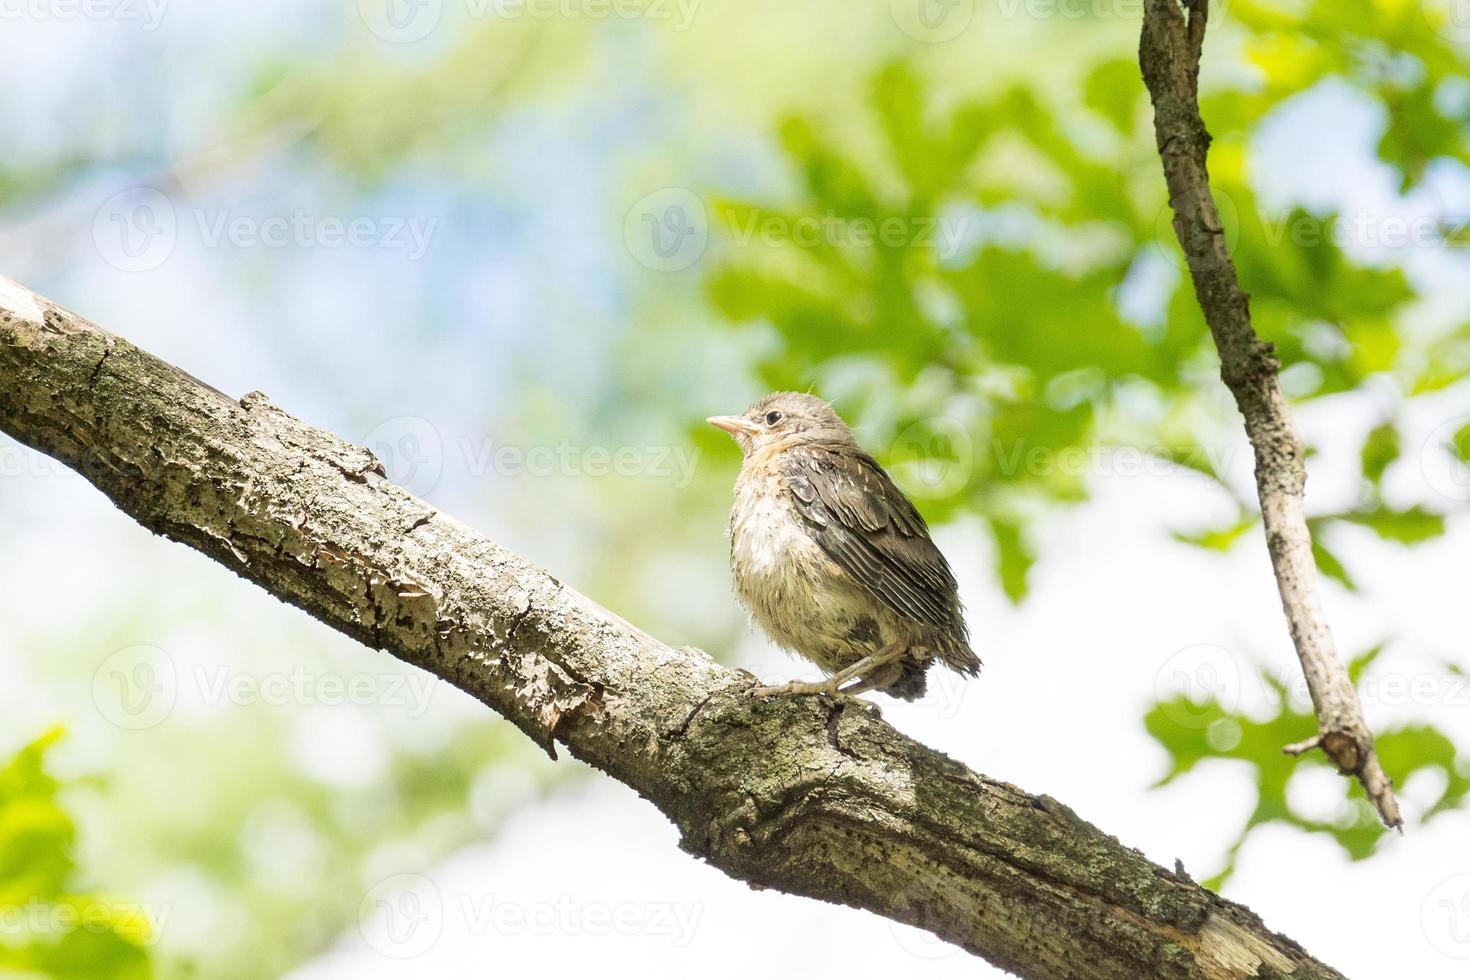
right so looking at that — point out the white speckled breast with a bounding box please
[728,464,888,673]
[730,471,819,575]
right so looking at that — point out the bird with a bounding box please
[708,391,978,701]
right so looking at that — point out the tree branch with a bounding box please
[0,276,1347,978]
[1139,0,1401,830]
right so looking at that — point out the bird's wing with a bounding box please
[784,445,959,629]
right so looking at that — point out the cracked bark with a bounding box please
[0,277,1348,978]
[1140,0,1401,830]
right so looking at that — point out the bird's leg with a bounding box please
[837,660,905,698]
[749,641,907,698]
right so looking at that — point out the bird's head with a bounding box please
[707,391,857,457]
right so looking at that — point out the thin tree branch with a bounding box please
[0,276,1348,978]
[1140,0,1402,830]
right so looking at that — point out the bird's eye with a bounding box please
[764,410,783,426]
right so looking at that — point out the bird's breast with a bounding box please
[729,469,850,615]
[730,478,818,575]
[727,467,889,670]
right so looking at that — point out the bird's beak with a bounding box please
[707,415,762,438]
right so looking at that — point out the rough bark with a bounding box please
[0,276,1347,979]
[1139,0,1401,830]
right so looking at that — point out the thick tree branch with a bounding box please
[0,277,1346,978]
[1140,0,1401,830]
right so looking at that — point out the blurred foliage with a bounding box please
[1147,648,1470,887]
[0,730,153,980]
[11,595,569,980]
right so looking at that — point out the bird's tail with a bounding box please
[940,634,982,677]
[881,660,926,701]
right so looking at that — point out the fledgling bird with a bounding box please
[709,392,979,701]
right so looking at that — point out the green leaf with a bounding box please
[0,730,157,979]
[1312,536,1358,591]
[987,517,1035,604]
[1359,421,1400,485]
[1173,516,1256,552]
[1342,504,1447,545]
